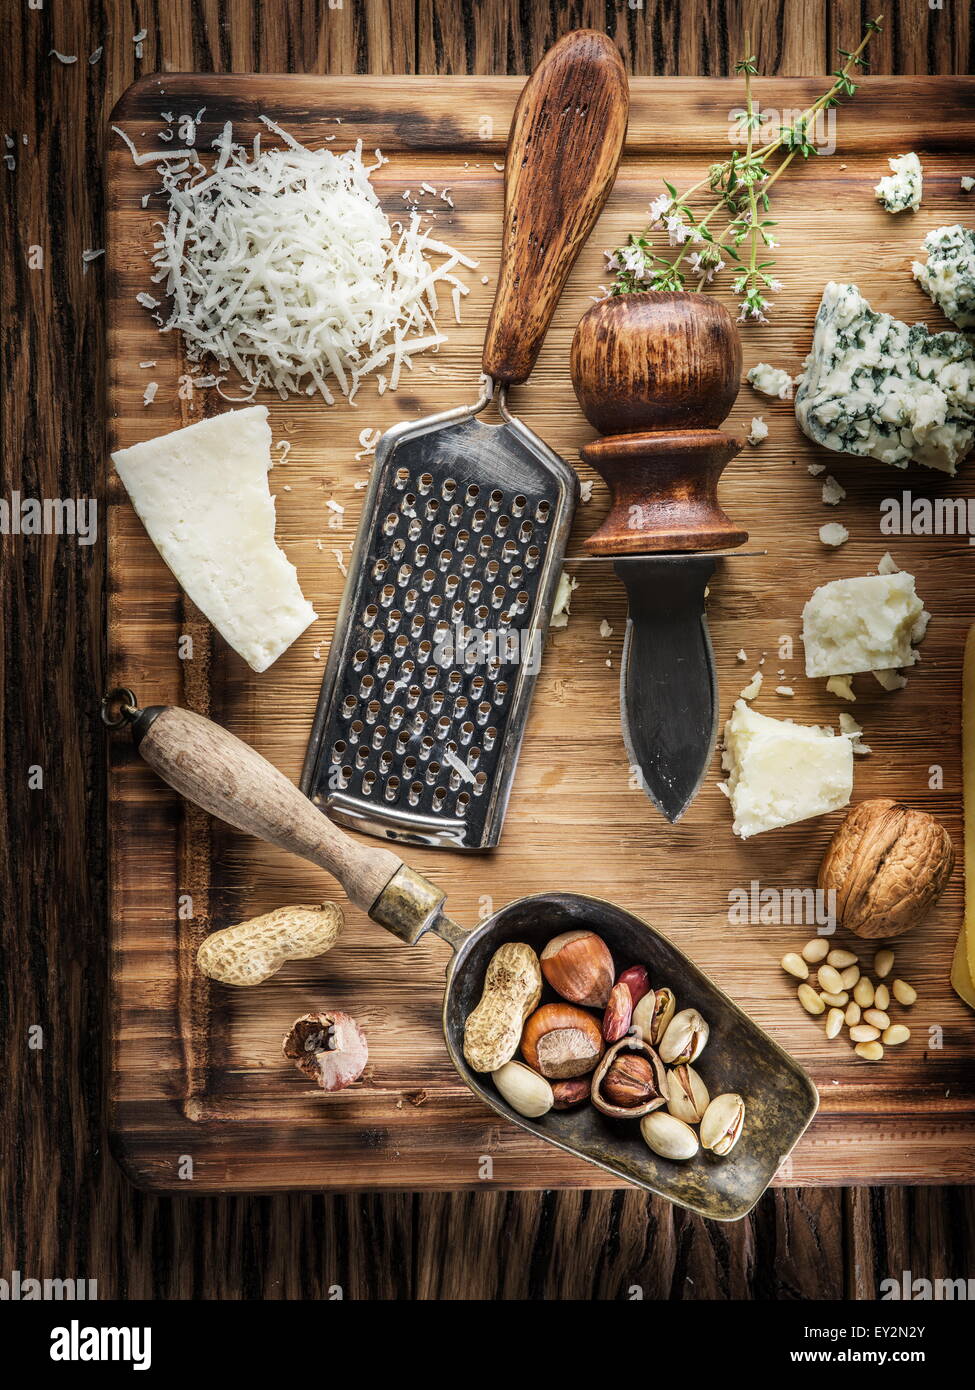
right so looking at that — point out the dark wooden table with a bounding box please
[3,0,973,1300]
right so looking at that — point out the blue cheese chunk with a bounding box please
[875,153,922,213]
[747,362,794,399]
[913,224,975,330]
[794,282,975,474]
[720,700,853,839]
[112,406,318,673]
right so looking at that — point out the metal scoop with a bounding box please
[301,29,628,850]
[106,693,818,1220]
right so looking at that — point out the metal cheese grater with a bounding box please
[301,29,628,849]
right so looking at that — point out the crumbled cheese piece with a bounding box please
[142,381,159,407]
[821,475,846,505]
[747,363,794,399]
[877,551,899,574]
[355,428,381,460]
[873,668,908,691]
[720,700,853,839]
[913,224,975,329]
[736,649,747,662]
[802,571,925,677]
[136,292,161,310]
[598,619,613,638]
[826,675,856,702]
[739,672,763,700]
[139,360,157,369]
[839,712,871,754]
[795,281,975,474]
[819,522,849,547]
[443,747,476,785]
[111,407,317,672]
[775,686,794,697]
[82,248,105,266]
[962,176,975,193]
[275,440,291,465]
[747,416,768,446]
[875,153,922,213]
[50,50,78,64]
[808,463,826,476]
[128,118,474,402]
[332,548,348,576]
[325,498,344,515]
[550,571,578,628]
[579,480,594,503]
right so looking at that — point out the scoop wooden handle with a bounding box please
[481,29,628,386]
[133,705,404,915]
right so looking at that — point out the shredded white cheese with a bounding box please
[128,117,475,403]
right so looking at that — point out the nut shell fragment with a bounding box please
[283,1011,368,1091]
[818,798,954,939]
[591,1037,667,1119]
[700,1092,745,1155]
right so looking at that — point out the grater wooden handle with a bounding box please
[481,29,628,387]
[132,705,405,915]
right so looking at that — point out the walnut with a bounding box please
[818,798,954,939]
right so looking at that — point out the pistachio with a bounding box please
[819,990,849,1007]
[853,976,875,1008]
[798,983,825,1015]
[849,1023,881,1043]
[855,1041,884,1061]
[891,978,917,1006]
[640,1111,700,1162]
[631,986,676,1047]
[801,938,830,963]
[827,948,859,968]
[874,949,895,980]
[658,1008,709,1064]
[873,983,890,1012]
[863,1008,890,1030]
[817,963,845,995]
[781,952,809,980]
[700,1092,746,1155]
[882,1023,911,1046]
[844,1001,861,1026]
[839,964,861,989]
[826,1007,845,1039]
[492,1061,554,1118]
[665,1063,710,1124]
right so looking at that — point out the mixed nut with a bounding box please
[782,939,917,1062]
[463,929,745,1164]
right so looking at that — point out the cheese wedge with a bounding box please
[953,624,975,1010]
[112,407,317,673]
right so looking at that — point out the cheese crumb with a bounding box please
[821,475,846,505]
[598,619,613,638]
[826,675,856,702]
[747,363,794,400]
[877,551,900,574]
[875,152,923,213]
[808,463,826,476]
[579,480,594,503]
[736,649,747,662]
[739,671,763,700]
[840,712,872,754]
[962,176,975,193]
[873,668,908,691]
[819,521,849,547]
[747,416,768,446]
[550,571,578,628]
[143,381,159,407]
[775,685,794,697]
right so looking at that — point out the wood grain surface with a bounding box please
[4,0,975,1300]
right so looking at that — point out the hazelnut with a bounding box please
[591,1037,667,1119]
[601,1053,656,1108]
[550,1076,592,1109]
[818,798,954,939]
[540,930,614,1007]
[520,1002,604,1079]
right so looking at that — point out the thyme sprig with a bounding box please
[606,16,883,322]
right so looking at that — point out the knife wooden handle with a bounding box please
[132,705,405,914]
[481,29,628,387]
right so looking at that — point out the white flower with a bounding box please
[768,278,784,292]
[621,244,647,274]
[687,251,726,283]
[765,236,779,249]
[648,193,672,225]
[665,214,690,245]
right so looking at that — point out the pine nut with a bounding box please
[839,964,861,989]
[874,949,895,980]
[863,1008,890,1030]
[844,1001,861,1026]
[781,952,809,980]
[855,1041,884,1061]
[850,1023,881,1042]
[882,1024,911,1046]
[802,938,830,963]
[853,977,875,1008]
[827,949,858,968]
[826,1007,844,1039]
[873,983,890,1012]
[892,978,917,1006]
[798,983,825,1015]
[819,991,848,1007]
[817,964,845,994]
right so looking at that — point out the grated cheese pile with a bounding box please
[123,118,476,403]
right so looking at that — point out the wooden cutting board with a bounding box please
[107,73,975,1192]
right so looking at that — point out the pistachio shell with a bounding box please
[665,1064,710,1124]
[659,1008,709,1064]
[491,1061,553,1118]
[700,1092,745,1155]
[640,1111,699,1162]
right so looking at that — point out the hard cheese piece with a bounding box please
[953,624,975,1011]
[112,406,317,673]
[720,700,853,839]
[794,282,975,474]
[913,224,975,330]
[801,571,926,678]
